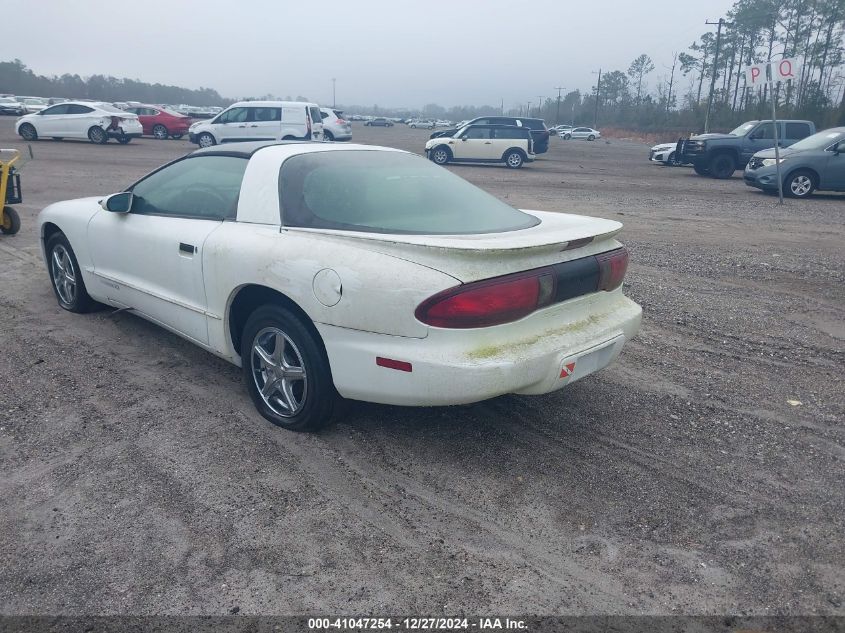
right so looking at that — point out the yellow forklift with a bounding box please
[1,149,22,235]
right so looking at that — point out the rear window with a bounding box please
[785,122,811,139]
[278,150,539,235]
[522,119,547,130]
[493,127,530,139]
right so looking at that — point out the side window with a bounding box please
[129,156,249,220]
[217,107,249,124]
[320,110,331,120]
[67,104,94,114]
[40,104,69,115]
[493,128,525,140]
[785,123,811,140]
[250,107,281,122]
[309,106,322,123]
[753,123,775,139]
[461,127,491,140]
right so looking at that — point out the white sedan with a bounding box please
[649,142,687,165]
[38,142,641,431]
[561,127,601,141]
[16,101,143,144]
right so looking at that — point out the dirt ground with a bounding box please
[0,119,843,617]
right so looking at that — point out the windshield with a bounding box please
[279,150,540,235]
[0,97,15,103]
[788,129,845,151]
[729,122,758,136]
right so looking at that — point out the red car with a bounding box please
[124,105,191,140]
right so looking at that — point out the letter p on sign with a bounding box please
[746,63,767,86]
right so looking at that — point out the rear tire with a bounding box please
[709,153,736,179]
[46,233,96,313]
[241,305,337,432]
[323,130,334,141]
[588,134,595,141]
[116,136,131,145]
[785,169,816,198]
[19,123,37,141]
[88,126,108,144]
[563,133,571,140]
[1,206,21,235]
[504,150,525,169]
[152,124,169,140]
[171,133,183,140]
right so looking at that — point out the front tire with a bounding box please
[785,170,816,198]
[504,150,525,169]
[430,146,451,165]
[241,305,337,432]
[1,206,21,235]
[563,133,571,140]
[46,233,96,313]
[197,132,216,148]
[709,153,736,179]
[152,124,169,140]
[88,126,108,144]
[19,123,37,141]
[693,161,710,176]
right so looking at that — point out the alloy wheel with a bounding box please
[250,327,308,418]
[790,175,813,197]
[50,244,77,306]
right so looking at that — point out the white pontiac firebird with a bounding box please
[38,141,642,431]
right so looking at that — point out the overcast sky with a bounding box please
[3,0,737,108]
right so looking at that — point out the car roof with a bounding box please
[231,100,319,108]
[191,140,319,158]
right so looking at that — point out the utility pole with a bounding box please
[332,78,336,108]
[554,86,564,125]
[593,68,602,129]
[527,101,532,116]
[536,96,545,118]
[703,18,729,133]
[501,98,504,115]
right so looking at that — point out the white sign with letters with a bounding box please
[746,58,800,86]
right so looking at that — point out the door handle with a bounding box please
[484,141,492,144]
[237,124,247,128]
[179,242,197,254]
[249,124,258,127]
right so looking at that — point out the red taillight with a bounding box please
[596,248,628,291]
[336,118,346,125]
[415,270,555,329]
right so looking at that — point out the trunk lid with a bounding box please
[286,210,623,282]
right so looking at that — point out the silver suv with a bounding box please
[319,108,352,141]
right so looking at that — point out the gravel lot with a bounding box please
[0,118,843,616]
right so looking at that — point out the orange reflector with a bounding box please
[376,357,413,372]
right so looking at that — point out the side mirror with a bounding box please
[834,141,845,154]
[100,191,133,213]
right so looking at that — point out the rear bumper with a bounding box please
[316,292,641,406]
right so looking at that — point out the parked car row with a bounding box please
[0,95,49,115]
[649,120,845,198]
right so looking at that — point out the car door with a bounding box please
[34,103,70,135]
[452,126,493,160]
[86,155,249,344]
[63,104,99,137]
[821,139,845,189]
[213,106,250,143]
[243,106,280,140]
[745,122,778,161]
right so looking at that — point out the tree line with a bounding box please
[526,0,844,132]
[0,59,231,107]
